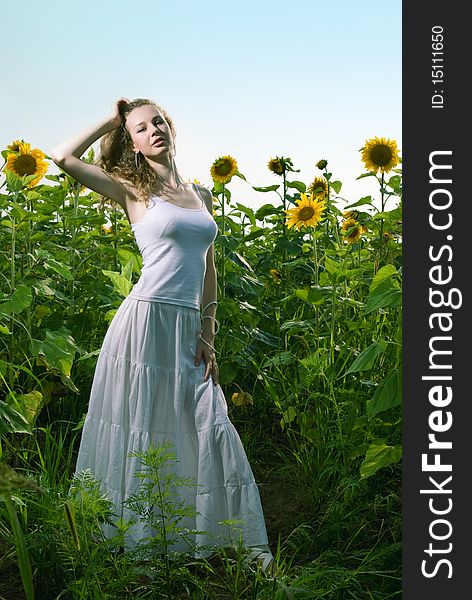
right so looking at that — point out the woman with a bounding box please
[51,98,274,573]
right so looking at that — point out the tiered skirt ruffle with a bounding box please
[73,296,269,555]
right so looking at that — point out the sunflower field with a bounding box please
[0,138,402,599]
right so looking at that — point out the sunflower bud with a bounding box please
[267,157,285,175]
[270,268,282,284]
[231,391,253,406]
[316,159,328,170]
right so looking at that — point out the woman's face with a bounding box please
[125,104,173,159]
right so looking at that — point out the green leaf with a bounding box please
[356,173,377,180]
[369,264,397,293]
[373,206,402,221]
[346,340,387,375]
[230,251,254,272]
[322,257,362,284]
[387,175,402,189]
[234,171,246,181]
[279,319,310,333]
[32,280,56,297]
[364,281,402,314]
[0,400,31,435]
[366,371,402,420]
[345,196,373,209]
[330,181,342,194]
[13,391,44,426]
[117,249,142,274]
[280,406,297,430]
[286,181,306,193]
[254,203,280,220]
[121,259,134,282]
[0,324,11,335]
[30,327,78,377]
[0,285,33,317]
[262,351,296,368]
[104,271,133,297]
[234,203,257,226]
[44,257,74,281]
[360,442,402,478]
[324,256,340,277]
[4,170,26,192]
[102,268,133,297]
[243,229,265,242]
[33,279,68,301]
[294,287,325,306]
[252,185,280,193]
[246,327,279,348]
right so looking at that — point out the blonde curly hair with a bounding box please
[96,98,179,209]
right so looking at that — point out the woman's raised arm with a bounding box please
[50,99,132,206]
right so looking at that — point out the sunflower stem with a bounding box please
[311,231,319,286]
[113,204,118,271]
[25,192,34,343]
[8,190,19,388]
[69,184,80,308]
[326,180,330,239]
[282,170,287,268]
[378,173,385,270]
[221,184,226,300]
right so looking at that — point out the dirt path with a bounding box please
[258,474,307,549]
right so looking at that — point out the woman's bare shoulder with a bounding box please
[195,184,215,214]
[112,178,151,224]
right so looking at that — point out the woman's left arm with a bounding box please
[195,186,219,383]
[200,244,218,343]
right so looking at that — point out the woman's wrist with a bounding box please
[200,328,215,340]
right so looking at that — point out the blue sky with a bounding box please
[1,0,401,210]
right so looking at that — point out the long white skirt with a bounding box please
[73,296,269,555]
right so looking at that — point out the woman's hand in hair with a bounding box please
[109,98,130,128]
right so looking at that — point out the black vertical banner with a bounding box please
[403,2,468,597]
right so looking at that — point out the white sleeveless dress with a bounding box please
[73,184,270,556]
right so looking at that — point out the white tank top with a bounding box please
[128,183,218,311]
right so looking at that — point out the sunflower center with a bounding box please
[215,161,232,176]
[13,154,37,176]
[299,206,315,221]
[370,145,393,166]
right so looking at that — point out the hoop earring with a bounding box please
[134,151,141,169]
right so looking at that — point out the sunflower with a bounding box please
[4,141,48,188]
[285,192,326,231]
[6,140,24,152]
[231,391,253,406]
[210,155,238,184]
[267,157,285,175]
[101,224,113,235]
[307,176,328,200]
[360,137,400,174]
[270,268,282,284]
[342,209,359,220]
[341,218,366,244]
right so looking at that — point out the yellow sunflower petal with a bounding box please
[285,192,326,231]
[210,155,238,184]
[361,136,400,174]
[6,139,24,153]
[341,218,364,244]
[267,157,284,175]
[307,176,328,199]
[3,143,49,188]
